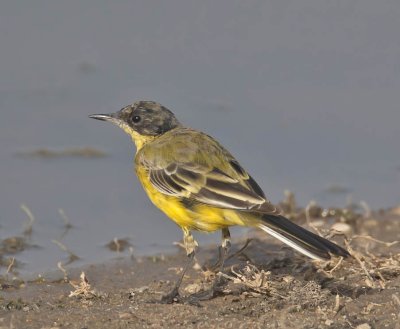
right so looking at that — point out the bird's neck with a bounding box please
[130,131,156,152]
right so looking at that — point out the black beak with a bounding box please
[88,112,126,128]
[88,113,117,121]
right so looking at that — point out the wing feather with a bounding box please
[145,160,278,213]
[138,129,280,215]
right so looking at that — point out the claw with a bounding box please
[158,288,202,306]
[160,287,181,304]
[188,284,225,302]
[190,289,216,301]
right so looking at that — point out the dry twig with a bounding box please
[6,257,15,274]
[351,235,400,248]
[69,272,98,298]
[20,204,35,236]
[305,201,323,236]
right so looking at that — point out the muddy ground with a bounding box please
[1,204,400,329]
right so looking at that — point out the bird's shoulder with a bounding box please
[135,126,280,214]
[137,127,231,167]
[136,127,263,194]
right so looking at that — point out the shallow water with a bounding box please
[1,1,399,275]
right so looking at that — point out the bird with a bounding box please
[89,100,349,303]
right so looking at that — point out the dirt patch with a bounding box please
[1,207,400,328]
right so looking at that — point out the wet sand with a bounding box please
[1,208,400,329]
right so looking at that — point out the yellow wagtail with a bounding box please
[89,101,349,303]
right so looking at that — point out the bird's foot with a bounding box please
[156,288,201,306]
[160,287,181,304]
[151,286,222,305]
[187,283,224,302]
[189,289,216,301]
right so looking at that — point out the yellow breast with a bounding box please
[134,165,247,232]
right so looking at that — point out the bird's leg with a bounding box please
[190,228,231,301]
[218,227,231,274]
[160,228,197,304]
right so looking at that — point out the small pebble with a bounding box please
[355,324,371,329]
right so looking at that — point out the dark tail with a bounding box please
[257,214,350,260]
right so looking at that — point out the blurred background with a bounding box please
[1,1,399,276]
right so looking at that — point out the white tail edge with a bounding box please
[258,224,325,261]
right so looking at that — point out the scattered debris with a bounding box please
[57,262,68,282]
[0,237,28,254]
[69,272,99,299]
[220,263,271,296]
[106,238,132,252]
[52,239,80,265]
[6,258,15,274]
[1,196,400,328]
[355,324,371,329]
[16,147,107,158]
[58,208,73,229]
[331,222,353,236]
[20,204,35,236]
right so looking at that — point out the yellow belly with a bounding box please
[135,166,248,232]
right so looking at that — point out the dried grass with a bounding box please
[69,272,100,299]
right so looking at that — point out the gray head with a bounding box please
[89,101,181,137]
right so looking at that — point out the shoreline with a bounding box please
[1,209,400,328]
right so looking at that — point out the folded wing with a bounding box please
[143,156,279,215]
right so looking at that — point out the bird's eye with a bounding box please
[132,115,141,123]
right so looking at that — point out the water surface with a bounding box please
[1,1,399,275]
